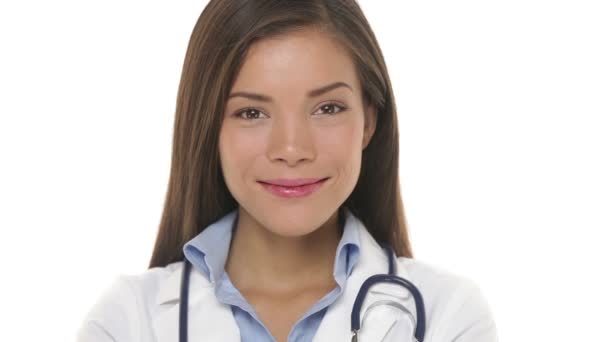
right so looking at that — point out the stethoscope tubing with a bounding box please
[179,258,192,342]
[349,243,425,342]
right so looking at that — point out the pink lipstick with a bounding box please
[258,177,329,198]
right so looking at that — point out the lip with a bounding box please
[257,177,329,198]
[259,178,328,186]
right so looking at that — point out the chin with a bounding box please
[263,217,319,237]
[257,207,337,237]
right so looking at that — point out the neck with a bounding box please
[225,207,344,293]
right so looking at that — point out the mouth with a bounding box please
[257,177,330,198]
[258,177,330,187]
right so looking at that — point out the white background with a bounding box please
[1,0,606,340]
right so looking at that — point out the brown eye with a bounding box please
[233,108,266,120]
[317,102,347,115]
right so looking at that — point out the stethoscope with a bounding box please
[178,242,426,342]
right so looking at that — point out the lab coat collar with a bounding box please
[311,212,415,342]
[153,209,415,341]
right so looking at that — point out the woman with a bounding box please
[78,0,498,341]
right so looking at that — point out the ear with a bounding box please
[362,102,377,150]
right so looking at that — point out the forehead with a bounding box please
[230,29,359,96]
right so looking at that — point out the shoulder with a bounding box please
[396,256,480,294]
[77,262,183,342]
[395,257,499,341]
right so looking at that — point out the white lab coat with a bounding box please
[77,220,498,342]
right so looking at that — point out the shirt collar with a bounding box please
[183,206,361,287]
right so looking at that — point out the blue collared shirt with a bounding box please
[183,207,361,342]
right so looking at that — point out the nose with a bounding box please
[266,114,316,166]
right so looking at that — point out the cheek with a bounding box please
[318,120,364,176]
[321,122,361,152]
[219,124,264,182]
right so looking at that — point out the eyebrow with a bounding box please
[227,81,353,102]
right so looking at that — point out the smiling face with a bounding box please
[219,28,376,238]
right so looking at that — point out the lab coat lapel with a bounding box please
[152,262,241,342]
[313,214,418,342]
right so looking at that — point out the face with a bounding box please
[219,28,377,238]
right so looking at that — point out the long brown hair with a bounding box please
[148,0,413,268]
